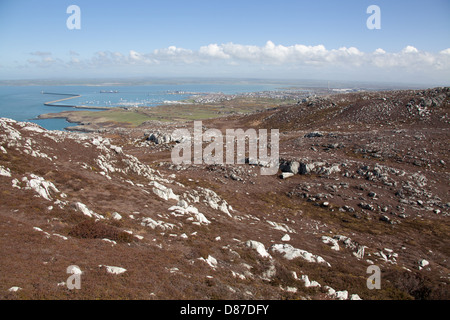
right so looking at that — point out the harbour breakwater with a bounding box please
[42,92,111,110]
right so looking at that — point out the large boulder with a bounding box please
[246,240,272,259]
[279,160,300,174]
[147,132,173,144]
[299,162,316,175]
[147,131,189,145]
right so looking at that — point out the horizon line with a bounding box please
[0,77,446,89]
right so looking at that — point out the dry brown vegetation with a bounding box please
[0,87,449,300]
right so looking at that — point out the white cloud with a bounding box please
[152,46,195,64]
[21,43,450,71]
[129,50,143,62]
[402,46,419,54]
[20,42,450,84]
[199,44,230,59]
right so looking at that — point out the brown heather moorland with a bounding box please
[0,87,449,300]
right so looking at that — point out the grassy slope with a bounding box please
[38,97,297,127]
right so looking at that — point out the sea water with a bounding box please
[0,83,280,131]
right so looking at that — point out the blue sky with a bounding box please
[0,0,449,84]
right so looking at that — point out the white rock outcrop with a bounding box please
[23,174,60,201]
[110,212,122,220]
[245,240,272,259]
[321,236,340,251]
[0,166,11,177]
[335,290,349,300]
[270,243,331,266]
[300,274,321,288]
[168,205,210,225]
[199,255,218,269]
[74,202,104,220]
[150,181,179,201]
[100,265,127,275]
[141,217,176,231]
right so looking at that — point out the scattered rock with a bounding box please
[246,240,272,259]
[141,217,176,231]
[280,160,300,174]
[359,203,375,211]
[0,166,11,177]
[111,212,122,220]
[299,162,315,175]
[74,202,104,220]
[270,243,330,266]
[335,290,349,300]
[304,132,324,138]
[199,255,218,269]
[321,236,340,251]
[150,181,179,201]
[100,265,127,275]
[380,215,391,223]
[418,259,429,270]
[300,274,321,288]
[23,174,60,201]
[280,172,294,179]
[341,205,355,213]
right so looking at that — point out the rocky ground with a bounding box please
[0,87,449,300]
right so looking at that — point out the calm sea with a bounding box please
[0,83,280,131]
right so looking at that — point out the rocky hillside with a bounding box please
[0,87,449,300]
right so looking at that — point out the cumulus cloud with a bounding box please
[374,48,386,54]
[402,46,419,54]
[199,44,231,60]
[216,41,330,65]
[23,42,450,83]
[152,46,196,64]
[129,50,144,62]
[120,41,448,72]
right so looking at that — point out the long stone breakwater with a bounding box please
[42,92,111,110]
